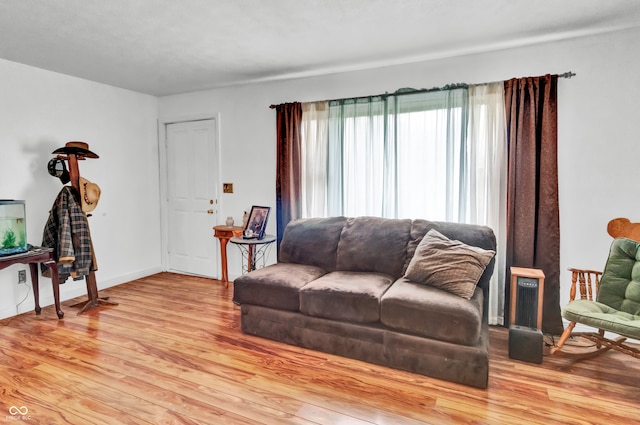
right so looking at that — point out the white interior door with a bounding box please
[166,119,218,277]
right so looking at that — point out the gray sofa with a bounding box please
[233,216,496,388]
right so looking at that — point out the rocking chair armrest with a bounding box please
[567,268,602,301]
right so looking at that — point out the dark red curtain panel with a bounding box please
[274,102,303,257]
[504,75,563,335]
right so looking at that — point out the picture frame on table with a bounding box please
[243,205,270,240]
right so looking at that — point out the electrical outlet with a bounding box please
[18,270,27,284]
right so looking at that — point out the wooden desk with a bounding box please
[213,225,243,287]
[0,248,63,319]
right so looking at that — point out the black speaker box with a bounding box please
[509,325,543,364]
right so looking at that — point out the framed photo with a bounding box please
[244,205,270,239]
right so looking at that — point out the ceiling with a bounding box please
[1,0,640,97]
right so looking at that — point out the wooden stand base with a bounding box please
[74,271,118,314]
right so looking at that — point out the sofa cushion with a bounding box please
[233,263,327,311]
[381,278,484,346]
[562,299,640,340]
[336,216,412,279]
[595,237,640,315]
[279,217,347,271]
[299,271,394,323]
[404,229,495,299]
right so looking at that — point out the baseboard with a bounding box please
[97,266,164,291]
[1,266,163,320]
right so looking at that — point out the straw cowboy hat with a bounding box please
[79,177,101,212]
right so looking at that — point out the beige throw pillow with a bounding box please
[404,229,495,299]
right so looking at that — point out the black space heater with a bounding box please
[508,267,545,364]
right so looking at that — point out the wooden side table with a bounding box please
[213,225,243,287]
[0,247,63,319]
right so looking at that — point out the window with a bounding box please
[300,83,507,326]
[302,87,480,221]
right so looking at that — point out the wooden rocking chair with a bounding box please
[551,236,640,359]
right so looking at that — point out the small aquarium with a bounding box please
[0,200,27,256]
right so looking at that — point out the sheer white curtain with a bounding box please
[390,89,468,220]
[327,98,388,217]
[300,101,329,217]
[468,83,507,325]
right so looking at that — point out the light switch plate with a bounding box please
[223,183,233,193]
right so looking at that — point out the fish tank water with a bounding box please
[0,200,27,256]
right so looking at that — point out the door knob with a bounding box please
[207,209,215,214]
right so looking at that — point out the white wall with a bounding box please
[0,59,161,319]
[159,27,640,307]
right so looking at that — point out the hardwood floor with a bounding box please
[1,272,639,424]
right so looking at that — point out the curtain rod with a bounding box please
[269,71,576,109]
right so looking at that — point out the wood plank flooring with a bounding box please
[1,272,639,424]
